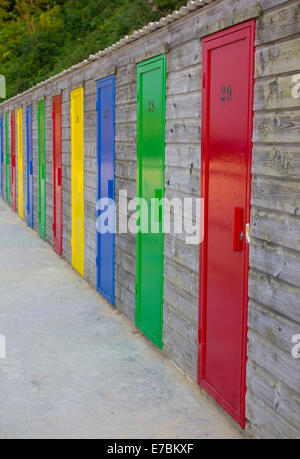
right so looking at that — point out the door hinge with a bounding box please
[96,100,100,112]
[202,72,206,89]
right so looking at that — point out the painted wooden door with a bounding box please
[17,108,24,219]
[71,88,84,277]
[26,105,34,228]
[198,21,255,428]
[11,111,16,212]
[136,55,166,349]
[96,76,115,305]
[0,116,3,200]
[52,95,62,255]
[38,100,46,239]
[5,113,10,205]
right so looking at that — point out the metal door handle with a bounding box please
[233,207,244,252]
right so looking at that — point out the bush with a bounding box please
[0,0,187,98]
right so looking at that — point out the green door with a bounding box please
[5,113,10,204]
[37,100,46,240]
[136,55,166,349]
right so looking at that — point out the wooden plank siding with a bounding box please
[247,0,300,439]
[0,0,299,439]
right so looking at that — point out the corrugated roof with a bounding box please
[0,0,216,105]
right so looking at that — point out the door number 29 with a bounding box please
[221,85,232,102]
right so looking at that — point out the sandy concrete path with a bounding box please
[0,200,242,439]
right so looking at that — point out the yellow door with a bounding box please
[71,88,84,277]
[17,108,24,219]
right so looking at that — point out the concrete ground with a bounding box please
[0,200,242,439]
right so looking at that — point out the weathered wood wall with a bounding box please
[247,0,300,439]
[0,0,299,439]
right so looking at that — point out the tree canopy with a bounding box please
[0,0,187,98]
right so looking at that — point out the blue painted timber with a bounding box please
[96,75,115,305]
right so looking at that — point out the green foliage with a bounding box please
[0,0,187,98]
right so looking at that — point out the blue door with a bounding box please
[26,105,33,228]
[0,116,3,200]
[96,75,115,305]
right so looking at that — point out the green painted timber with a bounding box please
[37,100,46,240]
[135,55,166,349]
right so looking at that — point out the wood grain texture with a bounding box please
[255,36,300,78]
[250,240,300,288]
[252,144,300,178]
[254,74,300,111]
[246,390,300,439]
[0,0,300,439]
[246,364,300,438]
[249,270,300,325]
[248,329,300,394]
[253,110,300,144]
[251,175,300,215]
[248,300,300,354]
[255,1,300,45]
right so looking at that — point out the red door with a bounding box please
[11,110,16,212]
[198,21,255,428]
[52,95,62,255]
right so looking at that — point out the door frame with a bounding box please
[37,99,46,240]
[52,94,63,255]
[17,108,24,219]
[198,20,255,428]
[11,110,16,212]
[96,74,116,305]
[70,87,84,277]
[26,105,33,228]
[5,112,10,205]
[135,54,166,349]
